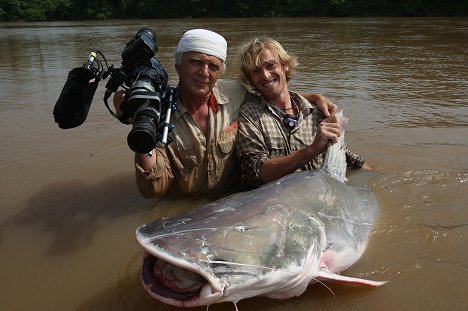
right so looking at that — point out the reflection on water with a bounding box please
[0,17,467,311]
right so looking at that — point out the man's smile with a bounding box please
[261,77,277,88]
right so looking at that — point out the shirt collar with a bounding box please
[173,81,226,121]
[261,91,315,116]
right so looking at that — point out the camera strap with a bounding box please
[103,90,131,124]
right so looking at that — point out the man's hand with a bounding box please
[309,115,341,154]
[113,89,134,124]
[313,94,337,117]
[300,93,338,117]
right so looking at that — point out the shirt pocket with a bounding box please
[218,139,234,154]
[217,128,237,155]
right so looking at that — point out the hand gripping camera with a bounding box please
[53,28,177,154]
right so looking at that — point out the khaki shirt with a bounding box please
[135,79,247,198]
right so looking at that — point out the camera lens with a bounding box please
[127,107,160,154]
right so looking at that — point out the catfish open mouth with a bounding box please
[141,254,209,301]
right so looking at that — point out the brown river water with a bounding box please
[0,17,467,311]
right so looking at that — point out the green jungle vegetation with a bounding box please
[1,0,467,22]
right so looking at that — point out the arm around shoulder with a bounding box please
[300,93,338,117]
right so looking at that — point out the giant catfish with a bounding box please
[136,113,386,308]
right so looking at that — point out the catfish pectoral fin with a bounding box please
[317,268,387,287]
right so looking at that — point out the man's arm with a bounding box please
[113,90,173,197]
[259,117,340,184]
[237,103,340,187]
[134,147,175,198]
[236,108,270,188]
[135,152,157,172]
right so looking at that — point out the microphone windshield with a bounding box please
[53,67,99,129]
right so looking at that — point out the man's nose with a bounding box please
[260,68,271,79]
[198,64,209,76]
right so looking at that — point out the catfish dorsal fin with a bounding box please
[320,110,348,183]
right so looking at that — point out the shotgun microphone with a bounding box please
[53,52,102,129]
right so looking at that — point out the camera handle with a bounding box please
[159,87,178,147]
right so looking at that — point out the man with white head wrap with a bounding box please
[175,29,227,63]
[115,29,336,198]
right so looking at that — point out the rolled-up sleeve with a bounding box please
[135,147,174,198]
[345,149,366,169]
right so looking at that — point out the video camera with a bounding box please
[53,27,177,154]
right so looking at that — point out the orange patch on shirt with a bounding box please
[224,120,238,133]
[209,93,218,113]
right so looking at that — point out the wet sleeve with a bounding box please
[345,149,366,169]
[135,147,174,197]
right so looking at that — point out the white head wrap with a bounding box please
[176,29,227,62]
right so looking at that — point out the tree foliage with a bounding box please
[0,0,466,21]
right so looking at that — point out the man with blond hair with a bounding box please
[236,37,369,188]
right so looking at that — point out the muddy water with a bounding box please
[0,18,467,311]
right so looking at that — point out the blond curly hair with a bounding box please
[238,37,298,90]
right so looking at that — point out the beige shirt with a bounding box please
[135,79,247,198]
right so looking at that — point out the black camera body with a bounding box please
[54,27,177,154]
[104,28,164,93]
